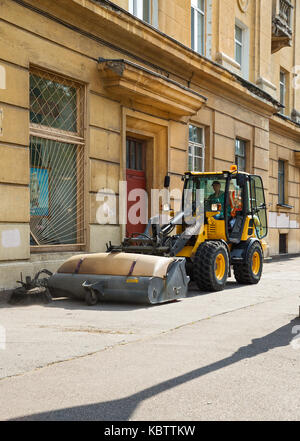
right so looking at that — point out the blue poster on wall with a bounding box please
[30,167,49,216]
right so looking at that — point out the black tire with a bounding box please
[233,241,263,285]
[85,289,99,306]
[193,241,229,292]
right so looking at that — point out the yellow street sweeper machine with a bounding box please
[24,166,267,306]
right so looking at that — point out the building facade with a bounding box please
[0,0,300,290]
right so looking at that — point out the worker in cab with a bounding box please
[206,181,226,219]
[208,181,224,205]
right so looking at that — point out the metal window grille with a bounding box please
[29,68,85,247]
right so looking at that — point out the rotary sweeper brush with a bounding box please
[46,252,189,305]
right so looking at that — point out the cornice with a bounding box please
[98,59,207,117]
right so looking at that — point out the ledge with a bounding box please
[98,59,207,117]
[270,113,300,140]
[277,204,293,210]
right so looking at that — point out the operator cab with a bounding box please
[182,168,267,244]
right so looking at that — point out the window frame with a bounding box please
[279,70,286,115]
[235,20,249,80]
[191,0,206,56]
[278,159,286,205]
[188,124,205,172]
[129,0,158,26]
[235,138,247,172]
[235,25,243,66]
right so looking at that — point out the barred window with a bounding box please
[29,69,85,247]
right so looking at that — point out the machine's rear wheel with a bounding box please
[193,241,229,292]
[233,241,263,285]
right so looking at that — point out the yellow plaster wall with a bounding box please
[0,0,300,269]
[158,0,191,46]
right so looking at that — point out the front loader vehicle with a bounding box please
[177,167,268,291]
[27,166,267,305]
[108,165,268,294]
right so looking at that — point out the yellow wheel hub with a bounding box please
[215,253,226,280]
[252,251,260,275]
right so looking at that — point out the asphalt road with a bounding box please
[0,257,300,421]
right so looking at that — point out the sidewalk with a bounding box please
[0,257,300,420]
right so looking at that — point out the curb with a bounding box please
[266,253,300,263]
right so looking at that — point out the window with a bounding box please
[280,70,286,114]
[235,25,243,66]
[129,0,158,27]
[126,139,145,171]
[29,69,85,247]
[188,125,205,172]
[278,159,285,205]
[191,0,205,55]
[235,22,249,79]
[235,139,246,171]
[279,233,288,254]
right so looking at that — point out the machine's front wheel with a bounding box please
[193,241,229,292]
[233,241,263,285]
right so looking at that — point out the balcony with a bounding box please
[272,0,293,53]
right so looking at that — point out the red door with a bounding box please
[126,138,147,237]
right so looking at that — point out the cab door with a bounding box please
[250,175,268,239]
[226,175,246,243]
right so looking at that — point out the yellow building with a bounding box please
[0,0,299,290]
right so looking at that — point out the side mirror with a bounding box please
[164,175,170,188]
[236,174,246,188]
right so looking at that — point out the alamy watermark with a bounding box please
[95,182,205,227]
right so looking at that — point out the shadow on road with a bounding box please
[11,317,300,421]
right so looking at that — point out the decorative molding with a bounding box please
[216,52,241,73]
[256,77,277,91]
[98,59,207,117]
[291,109,300,125]
[256,77,277,99]
[237,0,249,13]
